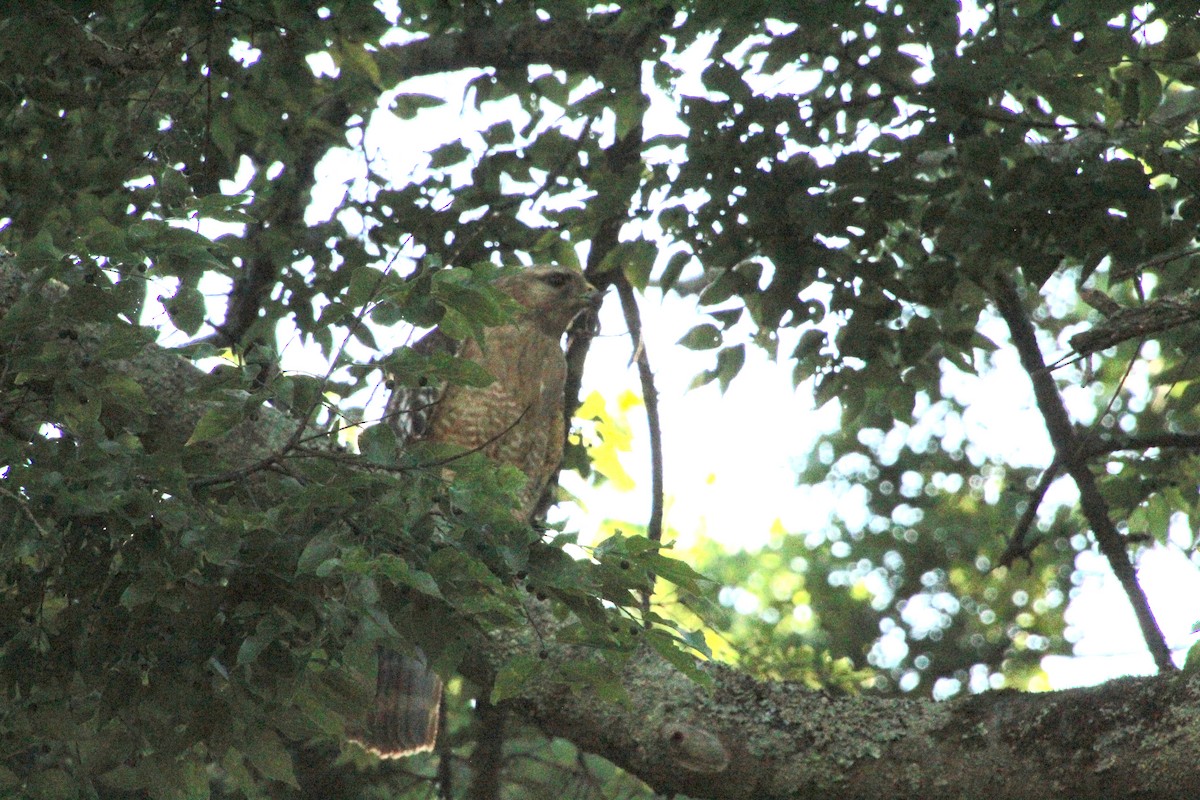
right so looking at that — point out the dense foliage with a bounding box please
[3,1,1200,798]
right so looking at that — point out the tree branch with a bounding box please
[997,456,1062,568]
[465,696,505,800]
[469,601,1200,800]
[378,14,663,79]
[612,271,665,554]
[577,121,666,616]
[1069,290,1200,357]
[1079,431,1200,459]
[990,273,1174,672]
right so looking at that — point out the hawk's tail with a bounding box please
[359,647,442,757]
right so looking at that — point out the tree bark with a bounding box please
[483,631,1200,800]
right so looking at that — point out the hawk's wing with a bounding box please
[361,327,459,758]
[364,647,442,757]
[383,326,460,445]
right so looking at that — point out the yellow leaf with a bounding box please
[617,388,644,412]
[575,390,607,420]
[574,390,636,491]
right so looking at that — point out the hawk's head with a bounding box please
[497,266,603,336]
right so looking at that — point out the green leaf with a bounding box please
[237,617,284,667]
[185,193,252,223]
[99,322,156,359]
[218,748,257,797]
[296,536,340,576]
[1184,638,1200,674]
[358,422,398,465]
[147,756,209,800]
[101,374,151,412]
[26,768,80,800]
[385,346,496,389]
[432,270,510,327]
[375,554,443,597]
[16,228,65,267]
[346,266,386,307]
[332,40,382,87]
[491,653,543,703]
[550,237,583,272]
[714,345,745,392]
[185,404,246,446]
[165,285,207,337]
[645,628,712,685]
[678,324,722,350]
[428,140,471,170]
[242,727,299,788]
[559,658,629,703]
[390,92,446,119]
[640,551,709,593]
[793,329,826,361]
[659,250,691,293]
[0,295,45,337]
[285,375,327,416]
[612,91,647,140]
[614,241,659,290]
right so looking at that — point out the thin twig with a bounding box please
[0,484,53,538]
[612,272,665,621]
[1001,342,1141,568]
[190,400,534,490]
[997,457,1061,569]
[437,697,452,800]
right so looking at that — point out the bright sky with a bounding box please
[151,2,1200,695]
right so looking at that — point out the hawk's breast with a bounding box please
[426,323,567,518]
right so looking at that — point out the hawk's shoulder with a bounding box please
[384,326,461,445]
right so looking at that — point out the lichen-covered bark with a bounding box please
[4,260,1199,800]
[471,602,1200,800]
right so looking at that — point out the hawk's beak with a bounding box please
[573,284,605,337]
[583,285,605,310]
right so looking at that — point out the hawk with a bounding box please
[361,265,603,758]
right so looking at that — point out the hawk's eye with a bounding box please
[541,271,570,288]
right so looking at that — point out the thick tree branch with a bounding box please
[219,94,351,348]
[378,14,663,79]
[477,620,1200,800]
[465,697,505,800]
[990,274,1174,672]
[1068,290,1200,358]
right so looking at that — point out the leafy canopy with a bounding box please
[3,1,1200,798]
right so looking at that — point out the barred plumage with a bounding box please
[360,265,602,758]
